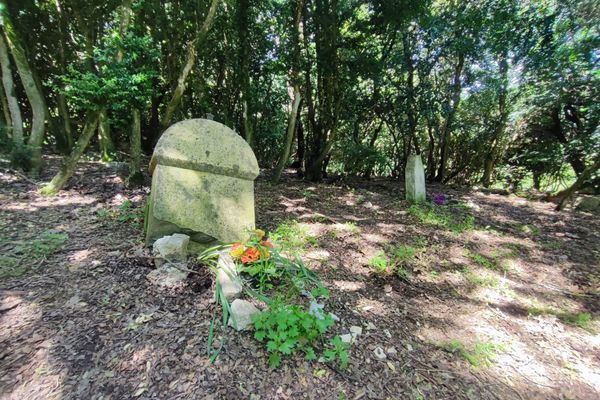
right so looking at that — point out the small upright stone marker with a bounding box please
[145,119,260,250]
[405,154,426,203]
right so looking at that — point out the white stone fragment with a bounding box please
[349,326,363,337]
[216,252,242,300]
[153,233,189,266]
[373,346,387,360]
[228,299,260,331]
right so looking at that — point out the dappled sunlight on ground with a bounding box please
[1,162,599,399]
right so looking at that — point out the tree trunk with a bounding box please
[2,17,47,175]
[0,32,22,144]
[556,156,600,211]
[55,0,73,152]
[128,108,143,185]
[98,110,114,161]
[159,0,219,133]
[435,52,465,182]
[481,53,509,187]
[272,86,302,183]
[41,111,101,195]
[236,0,253,147]
[272,0,304,183]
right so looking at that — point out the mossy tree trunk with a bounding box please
[2,13,47,176]
[41,111,101,195]
[159,0,219,134]
[128,108,143,185]
[98,110,114,161]
[0,31,22,144]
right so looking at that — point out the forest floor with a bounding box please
[1,157,599,400]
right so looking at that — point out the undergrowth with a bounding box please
[408,203,475,233]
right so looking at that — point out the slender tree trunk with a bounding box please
[481,53,509,187]
[272,0,304,183]
[295,117,305,170]
[556,156,600,211]
[55,0,73,151]
[128,108,143,185]
[236,0,253,147]
[273,87,302,183]
[0,77,9,129]
[2,17,47,175]
[159,0,219,133]
[41,111,101,195]
[436,52,465,182]
[98,110,114,161]
[0,32,21,144]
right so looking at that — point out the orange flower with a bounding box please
[240,247,261,264]
[230,243,246,258]
[261,240,273,248]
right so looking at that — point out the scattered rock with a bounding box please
[373,346,387,360]
[147,264,188,289]
[386,347,397,356]
[558,255,568,263]
[383,329,392,339]
[153,234,190,266]
[384,285,392,293]
[349,326,363,337]
[228,299,260,331]
[575,196,600,213]
[366,321,376,330]
[340,334,354,344]
[216,252,242,300]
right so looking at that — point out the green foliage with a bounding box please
[368,251,388,274]
[528,307,594,331]
[1,230,68,280]
[441,340,505,367]
[116,200,142,223]
[323,335,350,369]
[464,250,497,270]
[9,144,34,172]
[31,231,69,256]
[408,203,475,233]
[252,301,336,368]
[270,221,318,254]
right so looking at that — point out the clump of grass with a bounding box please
[441,339,505,367]
[31,231,69,256]
[391,245,416,263]
[408,203,475,233]
[518,223,540,236]
[459,267,499,288]
[528,307,593,330]
[368,245,417,279]
[270,220,318,254]
[368,251,388,274]
[464,249,497,270]
[1,230,69,280]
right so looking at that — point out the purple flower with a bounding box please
[433,193,447,205]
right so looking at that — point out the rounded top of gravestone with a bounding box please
[150,119,259,180]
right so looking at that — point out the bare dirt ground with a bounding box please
[1,157,599,400]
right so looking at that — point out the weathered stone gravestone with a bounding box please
[145,119,259,251]
[405,154,426,203]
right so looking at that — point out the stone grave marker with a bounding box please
[145,119,260,251]
[405,154,426,203]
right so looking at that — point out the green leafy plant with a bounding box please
[252,301,335,368]
[117,200,142,223]
[324,335,350,368]
[368,251,388,274]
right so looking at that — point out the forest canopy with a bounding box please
[0,0,598,197]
